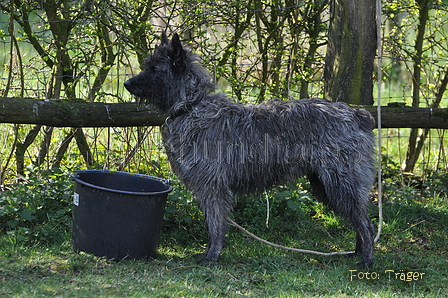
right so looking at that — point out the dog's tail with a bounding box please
[355,109,375,132]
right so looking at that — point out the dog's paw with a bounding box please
[356,258,373,268]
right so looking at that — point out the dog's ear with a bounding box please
[168,33,186,72]
[171,33,181,46]
[170,33,183,56]
[161,31,169,45]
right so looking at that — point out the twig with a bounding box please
[404,219,426,232]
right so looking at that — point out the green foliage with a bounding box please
[382,0,448,107]
[423,169,448,194]
[2,152,446,250]
[0,168,72,244]
[0,156,447,297]
[235,179,316,229]
[382,152,448,206]
[162,178,205,242]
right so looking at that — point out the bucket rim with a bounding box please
[71,170,173,196]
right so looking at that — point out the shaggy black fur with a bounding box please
[124,32,376,267]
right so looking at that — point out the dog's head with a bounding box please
[124,32,214,116]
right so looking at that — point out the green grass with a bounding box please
[1,172,447,297]
[0,226,446,297]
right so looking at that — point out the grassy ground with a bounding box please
[1,179,447,297]
[0,232,446,297]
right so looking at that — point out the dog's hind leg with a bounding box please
[308,171,374,268]
[350,210,375,267]
[334,196,373,267]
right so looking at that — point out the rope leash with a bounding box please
[226,217,354,256]
[374,0,383,244]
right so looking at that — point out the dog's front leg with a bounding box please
[197,190,232,264]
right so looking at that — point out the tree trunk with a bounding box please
[15,125,42,176]
[403,0,431,173]
[34,126,54,168]
[324,0,377,105]
[52,129,76,169]
[74,128,95,166]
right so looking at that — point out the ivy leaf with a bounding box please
[19,210,35,222]
[274,191,292,198]
[286,200,301,211]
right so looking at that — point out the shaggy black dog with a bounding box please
[125,33,376,267]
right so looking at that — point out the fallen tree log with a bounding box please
[365,106,448,129]
[1,97,448,129]
[0,97,166,127]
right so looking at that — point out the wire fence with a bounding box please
[1,0,448,186]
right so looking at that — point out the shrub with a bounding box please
[0,168,72,244]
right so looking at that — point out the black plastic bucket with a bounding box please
[71,170,172,260]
